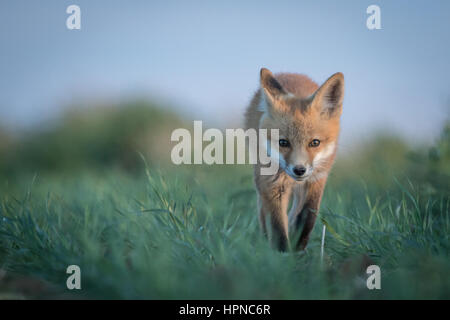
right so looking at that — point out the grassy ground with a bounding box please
[0,106,449,299]
[0,162,449,299]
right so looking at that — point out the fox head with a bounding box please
[258,68,344,182]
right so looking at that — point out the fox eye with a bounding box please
[279,139,290,148]
[309,139,320,147]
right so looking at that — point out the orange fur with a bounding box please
[244,68,344,251]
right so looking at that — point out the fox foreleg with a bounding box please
[258,185,292,252]
[293,180,326,251]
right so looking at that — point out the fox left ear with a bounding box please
[312,72,344,118]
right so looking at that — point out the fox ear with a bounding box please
[312,72,344,118]
[260,68,287,99]
[259,68,288,113]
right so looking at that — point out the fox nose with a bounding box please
[293,165,307,177]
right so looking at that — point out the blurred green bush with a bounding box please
[0,100,448,199]
[0,101,184,176]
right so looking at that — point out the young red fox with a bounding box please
[245,68,344,251]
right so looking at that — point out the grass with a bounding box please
[0,160,448,299]
[0,105,449,299]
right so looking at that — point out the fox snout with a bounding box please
[281,148,314,180]
[285,162,313,181]
[292,165,307,177]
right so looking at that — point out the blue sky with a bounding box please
[1,0,449,146]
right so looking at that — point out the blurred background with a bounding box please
[0,0,449,176]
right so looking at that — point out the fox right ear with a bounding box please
[259,68,288,114]
[260,68,287,100]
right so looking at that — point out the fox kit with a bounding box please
[245,68,344,251]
